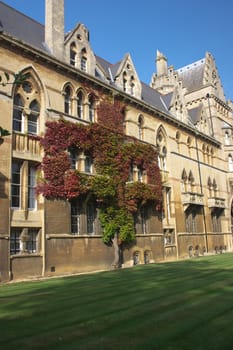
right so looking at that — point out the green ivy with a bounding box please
[38,99,162,245]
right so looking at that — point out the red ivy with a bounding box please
[38,101,162,212]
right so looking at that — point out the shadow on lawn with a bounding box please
[1,253,233,350]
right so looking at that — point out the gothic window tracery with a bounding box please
[13,75,40,135]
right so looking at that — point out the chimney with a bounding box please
[156,50,168,76]
[45,0,64,60]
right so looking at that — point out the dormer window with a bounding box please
[81,56,87,71]
[80,48,87,72]
[130,76,135,96]
[70,43,77,66]
[123,71,127,92]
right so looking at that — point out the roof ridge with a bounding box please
[177,57,205,73]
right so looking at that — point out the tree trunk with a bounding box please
[112,233,120,268]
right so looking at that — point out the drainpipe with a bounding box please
[195,133,208,252]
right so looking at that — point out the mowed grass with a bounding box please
[1,254,233,350]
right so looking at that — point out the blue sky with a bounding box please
[2,0,233,100]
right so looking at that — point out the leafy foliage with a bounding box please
[0,72,27,86]
[0,71,27,142]
[0,126,10,137]
[38,99,162,244]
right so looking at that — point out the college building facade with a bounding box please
[0,0,233,282]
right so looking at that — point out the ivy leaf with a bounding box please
[4,72,10,81]
[0,127,10,136]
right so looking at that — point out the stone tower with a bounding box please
[45,0,64,60]
[156,50,168,76]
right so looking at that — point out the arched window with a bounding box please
[13,94,24,132]
[88,95,95,122]
[138,115,144,140]
[77,91,84,119]
[64,85,72,114]
[13,76,41,135]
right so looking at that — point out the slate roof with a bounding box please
[95,55,122,82]
[177,58,205,92]
[161,92,173,110]
[188,104,203,124]
[141,82,169,113]
[0,1,47,52]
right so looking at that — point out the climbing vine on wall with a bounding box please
[38,99,162,244]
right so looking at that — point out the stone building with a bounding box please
[0,0,232,282]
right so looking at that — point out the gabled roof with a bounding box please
[95,55,121,82]
[0,1,47,52]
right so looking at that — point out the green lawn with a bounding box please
[1,254,233,350]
